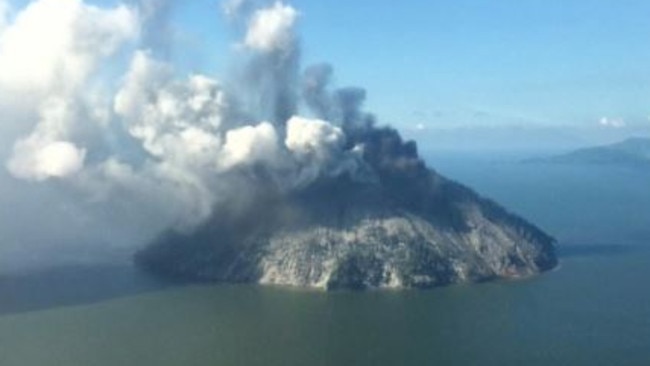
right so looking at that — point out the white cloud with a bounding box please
[0,0,138,95]
[244,2,297,53]
[0,0,379,267]
[115,51,229,168]
[222,122,280,168]
[284,116,372,186]
[6,96,89,180]
[114,51,172,122]
[222,0,248,19]
[599,117,626,129]
[285,116,344,161]
[0,0,9,32]
[108,51,239,227]
[139,0,170,20]
[7,140,85,180]
[1,0,138,183]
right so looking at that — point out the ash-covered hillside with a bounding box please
[133,2,557,290]
[137,125,557,289]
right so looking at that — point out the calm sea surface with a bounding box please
[1,152,649,366]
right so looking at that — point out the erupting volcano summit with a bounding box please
[2,0,557,289]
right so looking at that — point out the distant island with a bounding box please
[527,137,650,167]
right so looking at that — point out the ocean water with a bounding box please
[1,152,649,366]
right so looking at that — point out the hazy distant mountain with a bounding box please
[527,137,650,167]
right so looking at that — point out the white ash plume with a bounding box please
[0,0,416,269]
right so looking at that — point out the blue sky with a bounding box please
[168,0,650,130]
[13,0,650,130]
[298,0,650,129]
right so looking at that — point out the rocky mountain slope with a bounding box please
[136,127,557,290]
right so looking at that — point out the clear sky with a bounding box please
[309,0,650,129]
[163,0,650,131]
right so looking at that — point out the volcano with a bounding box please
[1,0,557,289]
[136,126,557,290]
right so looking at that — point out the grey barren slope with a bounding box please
[136,127,557,290]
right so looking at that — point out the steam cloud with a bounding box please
[0,0,422,270]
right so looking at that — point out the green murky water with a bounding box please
[2,154,649,365]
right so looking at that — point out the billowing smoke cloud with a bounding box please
[222,0,254,20]
[599,116,626,129]
[1,0,138,182]
[243,2,297,53]
[0,0,138,93]
[0,0,9,32]
[237,1,301,125]
[137,0,175,57]
[302,63,334,120]
[0,0,422,271]
[301,63,375,131]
